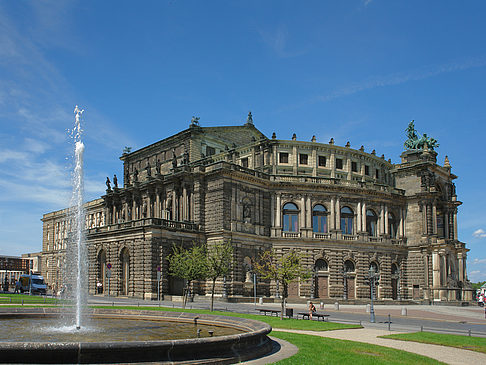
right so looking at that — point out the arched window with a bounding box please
[369,261,379,274]
[340,206,354,235]
[313,204,328,233]
[283,202,299,232]
[388,213,397,238]
[391,263,399,275]
[366,209,378,237]
[315,259,328,272]
[344,260,355,273]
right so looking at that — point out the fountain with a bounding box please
[70,105,86,331]
[0,106,273,364]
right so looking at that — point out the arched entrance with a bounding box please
[314,259,329,299]
[97,250,106,294]
[344,260,356,299]
[120,248,130,296]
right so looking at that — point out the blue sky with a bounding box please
[0,1,485,281]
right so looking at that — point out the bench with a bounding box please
[298,312,330,321]
[258,308,294,318]
[258,308,281,316]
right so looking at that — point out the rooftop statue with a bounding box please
[190,116,200,127]
[404,120,439,150]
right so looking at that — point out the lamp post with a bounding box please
[222,275,228,299]
[368,266,379,323]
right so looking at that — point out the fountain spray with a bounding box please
[71,105,86,330]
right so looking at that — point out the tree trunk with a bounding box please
[210,278,216,311]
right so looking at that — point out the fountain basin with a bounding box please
[0,308,273,364]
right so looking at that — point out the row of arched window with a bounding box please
[315,258,400,275]
[283,203,398,237]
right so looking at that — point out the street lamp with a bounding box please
[368,266,380,323]
[392,267,401,301]
[222,275,228,299]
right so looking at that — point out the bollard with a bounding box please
[112,301,114,306]
[22,299,23,306]
[401,307,407,316]
[138,302,140,307]
[259,297,263,305]
[334,302,339,310]
[320,302,324,310]
[468,329,471,337]
[366,304,371,313]
[388,314,391,331]
[420,325,423,332]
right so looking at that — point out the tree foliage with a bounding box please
[207,240,234,311]
[168,243,208,308]
[254,249,310,320]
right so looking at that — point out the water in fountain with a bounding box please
[64,105,87,330]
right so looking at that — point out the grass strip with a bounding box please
[0,294,59,304]
[92,305,360,331]
[380,331,486,354]
[271,331,444,364]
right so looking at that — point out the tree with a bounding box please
[168,243,208,309]
[206,240,234,311]
[254,249,311,320]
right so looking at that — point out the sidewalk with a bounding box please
[273,327,486,365]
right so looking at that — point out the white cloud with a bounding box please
[473,229,486,239]
[472,258,486,265]
[318,57,486,103]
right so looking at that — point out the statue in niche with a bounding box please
[172,148,178,169]
[146,161,151,177]
[156,160,161,174]
[243,203,251,221]
[133,169,138,182]
[105,177,111,190]
[243,256,253,283]
[142,201,147,218]
[125,170,130,185]
[183,150,189,165]
[113,174,118,188]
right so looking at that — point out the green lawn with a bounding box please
[93,305,360,331]
[0,294,59,305]
[380,331,486,354]
[272,331,444,364]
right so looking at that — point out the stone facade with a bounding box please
[40,119,472,302]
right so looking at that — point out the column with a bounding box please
[362,202,366,232]
[112,205,116,224]
[147,194,152,218]
[379,204,384,235]
[444,211,449,239]
[347,156,352,180]
[132,199,137,220]
[457,252,465,282]
[432,203,437,235]
[398,208,403,237]
[384,205,389,235]
[155,191,160,218]
[454,210,458,240]
[432,251,440,289]
[183,186,188,221]
[336,198,341,231]
[300,196,305,229]
[271,194,275,228]
[330,197,335,230]
[276,193,281,227]
[330,151,335,178]
[306,196,312,229]
[172,192,176,221]
[357,202,362,233]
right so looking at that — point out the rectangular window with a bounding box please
[318,156,326,167]
[335,158,343,170]
[375,169,380,179]
[206,146,215,156]
[365,165,370,176]
[299,154,308,165]
[351,161,358,172]
[241,157,248,168]
[279,152,289,163]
